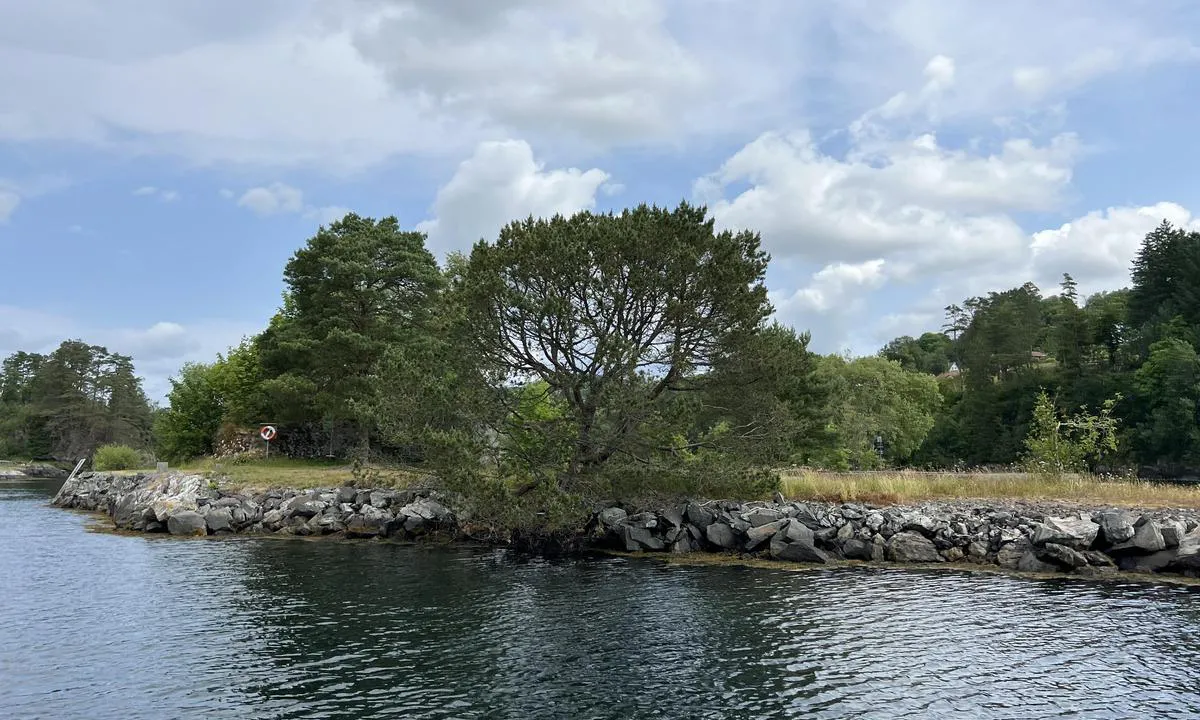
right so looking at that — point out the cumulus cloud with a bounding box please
[237,183,304,216]
[132,185,179,202]
[417,139,610,252]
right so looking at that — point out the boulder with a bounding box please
[1161,520,1188,548]
[967,541,989,559]
[1017,552,1060,573]
[996,539,1031,570]
[368,491,392,509]
[167,510,207,537]
[345,514,381,538]
[1110,519,1166,554]
[1031,516,1099,550]
[628,512,658,530]
[1170,530,1200,570]
[886,532,942,563]
[705,523,738,550]
[865,512,885,532]
[773,539,830,564]
[898,511,941,537]
[660,505,685,529]
[790,504,823,530]
[685,503,714,529]
[744,507,785,528]
[670,535,694,554]
[282,494,326,519]
[1096,510,1135,544]
[744,519,787,551]
[1037,542,1088,569]
[841,538,874,561]
[942,546,965,562]
[598,507,628,529]
[626,526,665,552]
[204,507,234,534]
[336,486,357,504]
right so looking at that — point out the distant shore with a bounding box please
[50,469,1200,581]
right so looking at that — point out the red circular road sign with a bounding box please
[259,425,277,441]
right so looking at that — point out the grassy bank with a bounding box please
[780,469,1200,509]
[174,457,433,493]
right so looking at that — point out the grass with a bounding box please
[173,456,432,493]
[780,468,1200,509]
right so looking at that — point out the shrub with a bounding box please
[93,444,144,471]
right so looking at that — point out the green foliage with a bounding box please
[258,213,444,456]
[456,201,773,494]
[880,332,954,375]
[0,341,154,460]
[811,355,942,469]
[93,443,145,471]
[1023,391,1120,477]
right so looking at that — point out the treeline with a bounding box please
[7,207,1195,500]
[0,342,154,459]
[145,206,943,510]
[883,220,1200,474]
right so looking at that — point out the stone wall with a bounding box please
[52,471,1200,579]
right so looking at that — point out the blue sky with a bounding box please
[3,0,1200,401]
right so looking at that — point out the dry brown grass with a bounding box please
[780,468,1200,509]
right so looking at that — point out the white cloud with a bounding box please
[1030,202,1200,296]
[132,185,179,202]
[0,190,18,223]
[237,182,304,216]
[0,307,260,402]
[305,205,352,226]
[417,139,610,252]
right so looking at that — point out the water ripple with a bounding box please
[3,483,1200,719]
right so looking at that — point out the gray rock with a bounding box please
[205,507,234,533]
[1031,516,1099,550]
[628,512,658,529]
[1082,550,1116,567]
[671,535,694,554]
[1121,548,1179,573]
[997,539,1031,569]
[942,546,965,562]
[627,526,665,551]
[1161,520,1188,548]
[685,503,714,529]
[898,511,942,537]
[369,491,391,509]
[1037,542,1088,569]
[345,514,381,538]
[1096,510,1135,544]
[836,522,855,541]
[744,507,785,527]
[282,494,326,519]
[167,510,207,536]
[1170,529,1200,570]
[774,539,830,564]
[791,504,822,530]
[705,523,738,550]
[598,507,628,529]
[842,538,874,560]
[1017,551,1059,573]
[336,486,357,504]
[780,518,815,545]
[1111,519,1166,554]
[660,505,685,529]
[886,532,942,563]
[865,512,885,532]
[744,519,788,551]
[967,541,989,559]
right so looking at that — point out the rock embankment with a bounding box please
[53,471,1200,579]
[53,471,455,539]
[595,498,1200,578]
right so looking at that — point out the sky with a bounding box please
[3,0,1200,402]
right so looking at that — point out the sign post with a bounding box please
[260,425,277,459]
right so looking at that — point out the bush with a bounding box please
[93,444,145,471]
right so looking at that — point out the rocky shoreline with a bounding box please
[52,471,1200,579]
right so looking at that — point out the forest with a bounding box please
[3,209,1198,500]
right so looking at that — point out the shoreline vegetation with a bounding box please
[10,206,1200,558]
[52,470,1200,581]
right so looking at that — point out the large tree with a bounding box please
[257,213,444,455]
[456,201,773,493]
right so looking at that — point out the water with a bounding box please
[4,481,1200,719]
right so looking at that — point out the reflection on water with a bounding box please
[3,481,1199,719]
